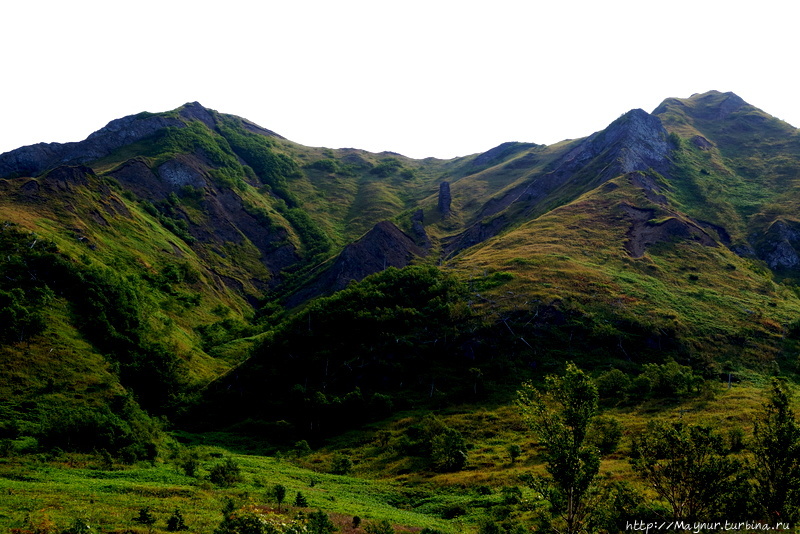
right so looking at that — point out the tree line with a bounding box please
[518,363,799,533]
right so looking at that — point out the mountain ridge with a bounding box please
[3,89,800,448]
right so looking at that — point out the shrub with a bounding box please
[639,360,703,398]
[728,426,746,453]
[595,369,631,402]
[330,454,353,475]
[365,519,395,534]
[307,510,336,534]
[134,507,156,528]
[501,485,523,505]
[63,518,95,534]
[590,416,623,455]
[166,509,189,532]
[209,457,244,487]
[431,428,468,471]
[307,159,339,173]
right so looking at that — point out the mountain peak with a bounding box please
[653,90,751,121]
[178,101,217,129]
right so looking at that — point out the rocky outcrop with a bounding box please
[438,181,452,217]
[755,219,800,270]
[621,204,717,258]
[157,159,207,190]
[285,221,427,307]
[410,209,431,249]
[442,215,507,258]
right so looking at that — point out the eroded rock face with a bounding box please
[157,159,206,190]
[411,209,431,249]
[621,204,717,258]
[285,221,427,306]
[583,109,671,176]
[756,220,800,270]
[438,181,452,217]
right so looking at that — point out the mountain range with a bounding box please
[2,89,800,443]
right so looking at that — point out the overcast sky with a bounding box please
[2,1,797,160]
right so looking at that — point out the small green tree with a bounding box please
[307,510,336,534]
[630,421,740,521]
[166,509,189,532]
[589,416,622,455]
[430,428,468,471]
[517,362,600,534]
[752,379,800,523]
[272,483,287,512]
[134,507,157,531]
[330,454,353,475]
[294,490,309,507]
[507,443,522,464]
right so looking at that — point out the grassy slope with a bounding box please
[449,169,800,370]
[1,378,786,533]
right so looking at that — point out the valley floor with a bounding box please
[0,378,787,534]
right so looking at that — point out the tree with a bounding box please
[294,491,309,507]
[134,507,157,531]
[430,428,468,471]
[272,483,287,512]
[752,379,800,523]
[630,421,740,521]
[166,509,189,532]
[517,362,600,534]
[307,510,336,534]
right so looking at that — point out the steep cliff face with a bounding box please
[437,181,452,217]
[285,221,427,307]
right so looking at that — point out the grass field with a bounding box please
[1,377,786,534]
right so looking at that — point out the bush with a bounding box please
[590,416,623,455]
[63,517,95,534]
[166,509,189,532]
[595,369,631,401]
[307,511,336,534]
[36,403,158,460]
[365,519,395,534]
[431,428,468,471]
[728,426,746,453]
[638,360,703,398]
[134,507,156,528]
[209,457,243,487]
[271,483,287,511]
[330,454,353,475]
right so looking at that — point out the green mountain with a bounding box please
[1,90,799,450]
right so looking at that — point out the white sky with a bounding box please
[1,1,797,160]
